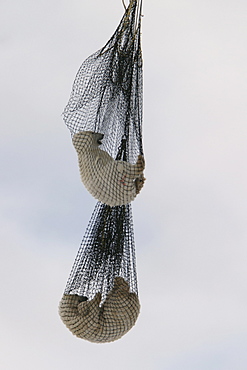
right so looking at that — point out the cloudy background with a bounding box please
[1,0,247,369]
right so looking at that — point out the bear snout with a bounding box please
[95,133,104,145]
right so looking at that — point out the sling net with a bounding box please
[59,0,144,343]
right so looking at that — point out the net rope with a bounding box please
[64,203,138,301]
[63,0,143,163]
[59,0,144,342]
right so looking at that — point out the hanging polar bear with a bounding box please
[72,131,145,207]
[59,277,140,343]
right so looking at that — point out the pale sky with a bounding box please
[1,0,247,369]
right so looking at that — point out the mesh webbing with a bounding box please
[64,203,138,301]
[63,0,143,163]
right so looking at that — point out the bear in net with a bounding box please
[72,131,145,207]
[59,277,140,343]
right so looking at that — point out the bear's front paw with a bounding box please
[135,174,146,194]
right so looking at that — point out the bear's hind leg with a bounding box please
[135,155,145,175]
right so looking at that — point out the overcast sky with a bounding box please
[1,0,247,369]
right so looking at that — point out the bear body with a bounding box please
[72,131,145,206]
[59,277,140,343]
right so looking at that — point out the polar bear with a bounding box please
[59,277,140,343]
[72,131,145,206]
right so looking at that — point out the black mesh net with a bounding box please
[63,0,143,163]
[64,203,138,301]
[60,0,144,342]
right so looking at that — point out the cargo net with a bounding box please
[63,0,143,163]
[64,203,138,300]
[59,0,144,342]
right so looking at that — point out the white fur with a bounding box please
[59,277,140,343]
[72,131,145,206]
